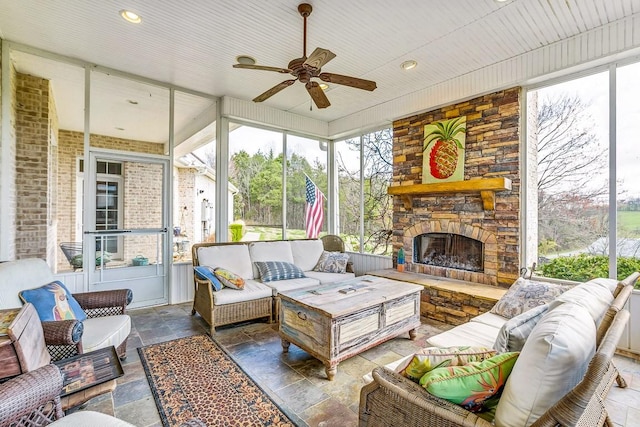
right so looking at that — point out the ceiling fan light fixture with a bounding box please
[319,83,329,90]
[119,9,142,24]
[401,60,418,70]
[236,55,256,65]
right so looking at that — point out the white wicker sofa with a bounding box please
[191,238,355,335]
[360,272,639,427]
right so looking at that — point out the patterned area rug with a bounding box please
[138,334,300,426]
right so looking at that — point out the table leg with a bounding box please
[409,328,417,340]
[281,338,291,353]
[325,362,337,381]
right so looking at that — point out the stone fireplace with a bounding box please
[390,87,521,287]
[402,220,498,285]
[414,233,483,272]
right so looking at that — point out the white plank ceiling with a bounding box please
[1,0,639,140]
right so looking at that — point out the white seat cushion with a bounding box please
[426,321,499,349]
[261,277,319,295]
[212,280,272,305]
[495,303,596,427]
[304,271,356,284]
[51,411,136,426]
[197,244,254,279]
[249,241,295,279]
[470,311,508,329]
[81,315,131,353]
[289,239,325,271]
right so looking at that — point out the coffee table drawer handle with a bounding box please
[297,312,307,320]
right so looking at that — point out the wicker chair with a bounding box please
[0,364,207,427]
[0,259,132,362]
[0,364,64,426]
[321,234,354,273]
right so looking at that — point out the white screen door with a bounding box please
[83,150,170,308]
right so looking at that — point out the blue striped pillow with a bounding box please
[254,261,306,282]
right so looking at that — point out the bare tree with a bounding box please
[536,94,607,254]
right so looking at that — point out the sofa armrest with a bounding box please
[73,289,132,317]
[360,367,493,427]
[0,364,64,425]
[42,319,83,346]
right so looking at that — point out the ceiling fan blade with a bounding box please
[303,48,336,69]
[306,82,330,109]
[233,64,291,73]
[253,80,296,103]
[318,73,377,91]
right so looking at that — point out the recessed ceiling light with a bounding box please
[236,55,256,65]
[119,10,142,24]
[401,60,418,70]
[319,83,329,90]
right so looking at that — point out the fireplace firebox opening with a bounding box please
[414,233,484,272]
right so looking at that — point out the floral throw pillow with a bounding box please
[400,346,496,382]
[490,278,572,319]
[313,251,349,274]
[213,267,245,290]
[420,352,520,413]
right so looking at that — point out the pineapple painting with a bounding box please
[423,116,466,183]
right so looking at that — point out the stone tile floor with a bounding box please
[79,303,640,426]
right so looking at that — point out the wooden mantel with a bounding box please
[387,177,512,210]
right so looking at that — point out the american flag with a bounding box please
[305,175,324,239]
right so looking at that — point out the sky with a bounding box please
[536,61,640,200]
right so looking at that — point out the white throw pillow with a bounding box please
[197,244,254,279]
[289,239,325,271]
[494,303,596,427]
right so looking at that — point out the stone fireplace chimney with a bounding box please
[390,88,521,287]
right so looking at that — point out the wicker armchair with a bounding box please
[0,364,207,427]
[0,364,64,426]
[0,258,133,362]
[44,289,132,361]
[321,234,354,273]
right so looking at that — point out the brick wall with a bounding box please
[392,88,521,287]
[15,73,52,260]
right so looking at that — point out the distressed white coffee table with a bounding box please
[278,275,422,380]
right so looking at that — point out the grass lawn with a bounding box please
[618,211,640,237]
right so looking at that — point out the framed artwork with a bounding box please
[422,116,466,183]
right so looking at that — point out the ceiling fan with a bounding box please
[233,3,377,109]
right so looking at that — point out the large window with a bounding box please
[336,128,393,254]
[527,61,640,283]
[228,124,328,241]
